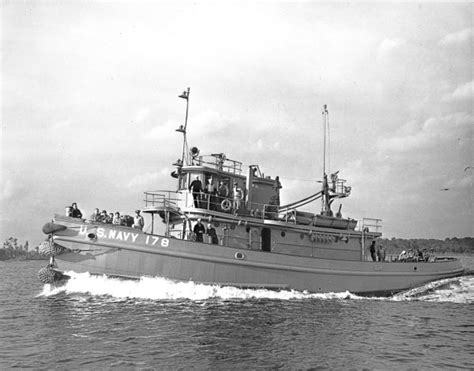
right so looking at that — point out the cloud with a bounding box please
[131,108,150,125]
[439,27,473,46]
[376,37,405,59]
[191,109,241,136]
[1,172,28,203]
[444,174,473,190]
[2,178,14,200]
[2,2,472,241]
[127,169,169,189]
[145,119,176,141]
[144,109,241,145]
[378,112,472,153]
[443,80,473,102]
[50,119,72,131]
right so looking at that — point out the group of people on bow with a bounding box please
[66,202,144,230]
[90,208,144,230]
[398,248,436,262]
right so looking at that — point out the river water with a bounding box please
[1,259,473,369]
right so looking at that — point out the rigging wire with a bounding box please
[278,176,321,183]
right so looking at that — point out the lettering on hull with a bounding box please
[78,225,169,247]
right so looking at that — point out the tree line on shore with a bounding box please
[0,236,472,261]
[0,237,46,261]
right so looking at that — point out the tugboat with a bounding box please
[38,88,464,295]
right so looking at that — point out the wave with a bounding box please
[37,272,474,303]
[391,275,474,304]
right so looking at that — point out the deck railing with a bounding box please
[143,189,280,220]
[360,217,382,233]
[143,190,180,209]
[192,155,243,175]
[143,190,376,232]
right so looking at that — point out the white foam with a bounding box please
[37,272,473,303]
[37,271,360,301]
[391,276,474,304]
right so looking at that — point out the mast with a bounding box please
[322,104,328,177]
[321,104,331,216]
[176,87,190,165]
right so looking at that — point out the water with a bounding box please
[1,260,473,369]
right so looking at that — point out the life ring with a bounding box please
[221,199,232,211]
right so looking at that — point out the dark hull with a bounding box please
[53,230,464,295]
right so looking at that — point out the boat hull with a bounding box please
[52,230,464,296]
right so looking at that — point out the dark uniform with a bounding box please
[193,221,206,242]
[189,177,203,208]
[71,203,82,218]
[207,225,219,244]
[369,241,377,261]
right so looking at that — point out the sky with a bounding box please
[1,1,472,245]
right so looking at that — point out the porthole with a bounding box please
[245,226,250,233]
[235,252,245,260]
[281,231,286,237]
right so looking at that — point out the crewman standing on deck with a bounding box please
[207,223,219,244]
[189,176,203,208]
[369,240,377,261]
[193,219,206,242]
[377,244,386,262]
[71,202,82,219]
[133,210,144,230]
[90,208,100,222]
[113,212,121,225]
[218,181,229,198]
[232,182,243,210]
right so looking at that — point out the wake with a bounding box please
[37,271,473,303]
[391,275,473,304]
[37,272,358,301]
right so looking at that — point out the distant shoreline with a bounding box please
[0,256,48,262]
[1,237,46,261]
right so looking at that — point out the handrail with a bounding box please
[142,189,363,234]
[190,155,243,175]
[360,217,382,233]
[143,190,180,209]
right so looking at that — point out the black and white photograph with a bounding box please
[1,1,472,369]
